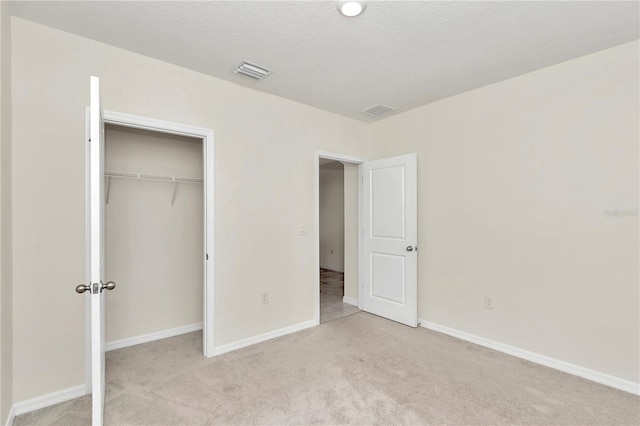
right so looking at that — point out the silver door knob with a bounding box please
[101,281,116,292]
[75,284,91,294]
[406,246,414,252]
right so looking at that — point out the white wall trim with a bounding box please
[214,320,316,356]
[105,323,203,352]
[104,110,213,140]
[12,384,86,417]
[420,320,640,396]
[314,151,366,164]
[5,404,15,426]
[343,296,358,306]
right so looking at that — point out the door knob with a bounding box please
[76,281,116,294]
[75,284,91,294]
[406,246,414,252]
[101,281,116,292]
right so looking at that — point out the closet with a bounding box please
[104,124,203,344]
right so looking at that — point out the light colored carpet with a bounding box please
[14,312,640,425]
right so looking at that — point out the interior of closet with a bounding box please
[104,124,204,344]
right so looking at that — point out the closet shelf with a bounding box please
[105,170,203,207]
[105,171,203,184]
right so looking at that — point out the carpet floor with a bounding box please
[14,312,640,425]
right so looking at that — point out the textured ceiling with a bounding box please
[9,1,640,122]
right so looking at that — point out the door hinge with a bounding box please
[206,253,209,260]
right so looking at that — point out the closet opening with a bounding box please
[104,124,204,350]
[84,111,215,391]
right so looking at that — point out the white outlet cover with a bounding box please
[484,296,495,310]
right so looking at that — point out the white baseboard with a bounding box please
[420,320,640,396]
[12,384,86,417]
[214,320,316,356]
[11,324,203,419]
[106,322,203,352]
[342,296,358,306]
[5,404,15,426]
[10,321,315,419]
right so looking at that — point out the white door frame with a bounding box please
[314,150,365,325]
[84,110,215,392]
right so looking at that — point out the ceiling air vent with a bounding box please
[234,60,272,81]
[362,104,396,117]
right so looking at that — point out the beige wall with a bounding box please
[343,163,359,302]
[11,17,369,401]
[104,126,203,342]
[368,40,640,383]
[0,2,13,423]
[319,163,344,272]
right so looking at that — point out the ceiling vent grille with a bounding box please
[234,60,272,81]
[362,104,396,117]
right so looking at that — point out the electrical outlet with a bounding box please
[261,292,269,304]
[484,296,495,310]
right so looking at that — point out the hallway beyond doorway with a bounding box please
[319,268,359,323]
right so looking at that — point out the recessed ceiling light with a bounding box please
[338,1,366,17]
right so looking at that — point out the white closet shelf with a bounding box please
[105,171,203,207]
[105,170,203,184]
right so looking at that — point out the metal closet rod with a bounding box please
[104,171,203,207]
[105,171,203,184]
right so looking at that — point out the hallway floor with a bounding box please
[319,268,360,323]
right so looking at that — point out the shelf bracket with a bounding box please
[171,177,178,206]
[105,175,111,207]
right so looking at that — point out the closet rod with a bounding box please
[105,171,203,184]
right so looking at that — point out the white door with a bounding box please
[85,76,115,426]
[362,153,417,327]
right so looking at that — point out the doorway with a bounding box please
[84,110,215,393]
[319,160,358,323]
[314,151,364,325]
[103,124,203,347]
[314,151,419,328]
